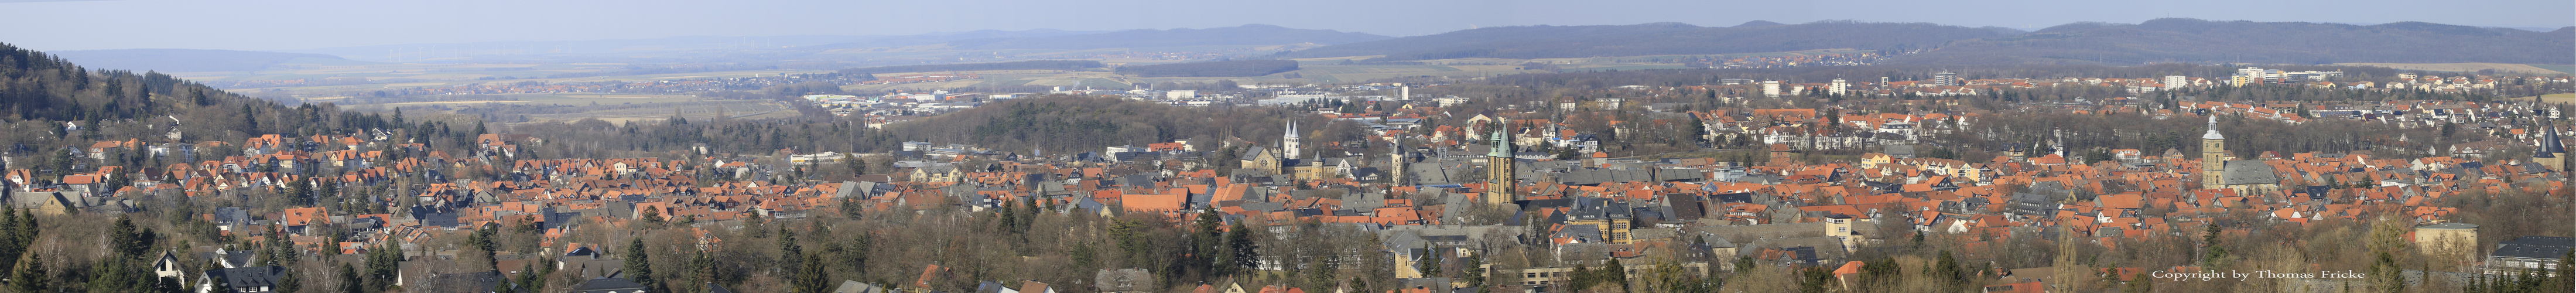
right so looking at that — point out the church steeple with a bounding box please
[1282,120,1301,159]
[2541,122,2565,155]
[2201,115,2225,139]
[2538,122,2568,172]
[2201,114,2228,190]
[1484,124,1517,205]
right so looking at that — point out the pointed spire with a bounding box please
[1488,124,1513,158]
[2542,122,2565,155]
[2201,114,2225,140]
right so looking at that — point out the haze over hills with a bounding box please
[1278,21,2018,61]
[1280,19,2574,66]
[945,24,1391,49]
[43,19,2574,76]
[1894,18,2576,65]
[277,30,1103,62]
[48,49,362,72]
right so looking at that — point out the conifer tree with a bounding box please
[339,263,363,293]
[12,252,45,293]
[624,238,656,289]
[793,254,828,293]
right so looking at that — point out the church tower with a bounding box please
[1389,140,1408,185]
[2201,115,2228,190]
[2537,123,2567,172]
[1282,121,1302,159]
[1484,126,1517,205]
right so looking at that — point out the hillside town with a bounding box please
[5,66,2570,293]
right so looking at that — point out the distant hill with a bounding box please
[946,24,1392,50]
[1116,60,1299,77]
[1893,18,2576,65]
[837,60,1105,76]
[49,49,356,72]
[0,43,351,146]
[1278,21,2009,60]
[799,29,1101,50]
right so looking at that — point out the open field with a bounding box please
[2530,64,2576,74]
[2334,63,2574,75]
[322,93,798,124]
[2514,93,2576,104]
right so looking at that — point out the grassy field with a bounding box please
[2510,93,2576,104]
[2334,63,2573,75]
[323,93,797,124]
[2529,64,2576,74]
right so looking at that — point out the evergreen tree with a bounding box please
[2126,272,2153,292]
[1932,250,1965,291]
[690,251,714,293]
[491,276,515,293]
[156,276,183,293]
[520,260,546,293]
[793,254,828,293]
[624,238,656,289]
[1192,208,1222,275]
[12,252,45,293]
[110,215,145,258]
[85,257,139,292]
[2201,223,2228,267]
[276,267,302,293]
[339,263,364,293]
[366,242,401,291]
[1225,221,1258,273]
[0,207,22,277]
[778,226,802,269]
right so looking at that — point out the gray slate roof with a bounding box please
[2220,160,2280,186]
[2492,236,2575,260]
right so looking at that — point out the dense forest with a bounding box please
[834,60,1105,76]
[1116,60,1300,77]
[0,42,425,149]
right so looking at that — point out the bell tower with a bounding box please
[1282,121,1301,159]
[1484,125,1516,205]
[2201,115,2228,190]
[2538,123,2567,171]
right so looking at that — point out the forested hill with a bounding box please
[946,25,1392,50]
[0,42,422,151]
[1277,21,2010,60]
[1894,18,2576,65]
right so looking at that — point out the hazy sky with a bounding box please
[2,0,2568,52]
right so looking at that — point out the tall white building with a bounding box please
[2164,76,2188,89]
[1282,121,1301,159]
[1762,80,1781,97]
[1829,79,1849,96]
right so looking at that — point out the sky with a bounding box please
[2,0,2569,52]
